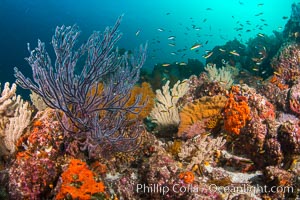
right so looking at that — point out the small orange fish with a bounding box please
[203,51,213,59]
[190,43,202,50]
[179,62,187,66]
[229,51,240,56]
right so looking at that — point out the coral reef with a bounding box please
[271,42,300,86]
[256,81,289,111]
[8,108,63,199]
[226,85,284,168]
[140,145,181,199]
[278,121,300,155]
[288,82,300,115]
[9,153,58,199]
[2,4,300,200]
[263,166,296,199]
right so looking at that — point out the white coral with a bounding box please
[205,63,234,89]
[0,82,17,115]
[0,82,32,154]
[150,80,189,130]
[3,99,31,153]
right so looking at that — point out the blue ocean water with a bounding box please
[0,0,297,86]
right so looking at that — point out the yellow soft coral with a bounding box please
[56,159,105,200]
[87,82,155,121]
[178,95,227,136]
[223,93,251,135]
[125,82,155,121]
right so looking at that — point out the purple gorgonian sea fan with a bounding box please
[14,15,147,155]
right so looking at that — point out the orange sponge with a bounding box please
[223,93,251,135]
